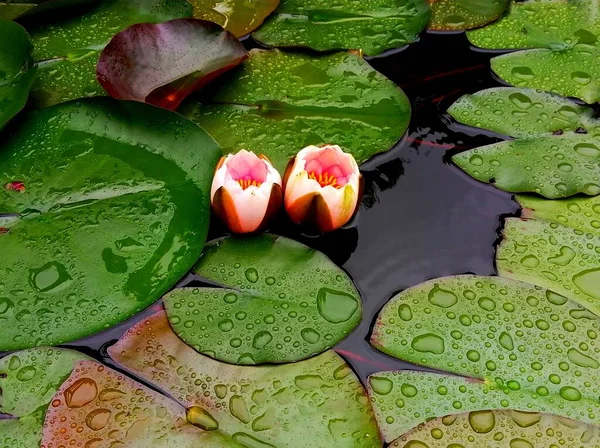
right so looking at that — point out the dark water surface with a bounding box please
[55,32,519,389]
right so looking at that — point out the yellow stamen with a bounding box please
[238,179,262,190]
[308,172,340,188]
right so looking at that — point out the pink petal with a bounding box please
[305,159,323,176]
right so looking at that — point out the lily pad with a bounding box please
[27,0,192,107]
[467,0,599,50]
[452,134,600,199]
[163,234,362,365]
[518,194,600,235]
[0,19,36,129]
[97,18,248,111]
[497,217,600,315]
[252,0,431,56]
[189,0,280,37]
[0,0,93,20]
[181,49,411,171]
[370,275,600,438]
[41,359,235,447]
[0,98,220,350]
[394,409,600,447]
[107,310,382,447]
[448,87,600,138]
[427,0,510,31]
[369,369,600,443]
[0,347,90,448]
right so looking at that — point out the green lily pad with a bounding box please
[448,87,600,138]
[492,45,600,104]
[181,49,411,171]
[452,134,600,199]
[27,0,192,107]
[394,409,599,447]
[164,234,362,365]
[0,19,36,129]
[427,0,510,31]
[497,217,600,315]
[518,194,600,235]
[0,347,90,448]
[252,0,431,57]
[107,310,382,447]
[189,0,280,37]
[467,0,599,50]
[0,98,220,351]
[0,0,93,20]
[369,274,600,439]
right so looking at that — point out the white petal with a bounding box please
[231,186,272,232]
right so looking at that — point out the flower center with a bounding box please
[237,179,263,190]
[308,172,341,189]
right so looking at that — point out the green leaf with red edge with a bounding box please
[27,0,192,108]
[427,0,510,31]
[189,0,280,37]
[107,310,381,447]
[0,19,36,130]
[497,217,600,316]
[0,98,220,351]
[448,87,600,139]
[369,275,600,441]
[163,234,362,365]
[0,347,90,448]
[97,18,247,111]
[41,359,238,448]
[517,194,600,236]
[180,49,411,171]
[393,409,600,447]
[252,0,431,57]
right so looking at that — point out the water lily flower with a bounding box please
[211,150,282,234]
[284,145,362,233]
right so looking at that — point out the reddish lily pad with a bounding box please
[394,409,599,447]
[497,217,600,316]
[163,234,362,365]
[427,0,510,31]
[97,18,248,111]
[108,310,381,447]
[518,194,600,236]
[189,0,280,37]
[0,348,90,448]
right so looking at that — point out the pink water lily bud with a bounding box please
[284,145,362,233]
[211,150,282,234]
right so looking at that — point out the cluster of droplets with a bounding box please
[109,312,381,447]
[395,409,599,448]
[498,218,600,310]
[454,134,600,199]
[168,235,361,364]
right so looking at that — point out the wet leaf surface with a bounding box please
[452,134,600,199]
[497,218,600,316]
[393,409,600,447]
[181,49,411,171]
[518,194,600,236]
[97,18,247,111]
[0,20,36,129]
[27,0,192,107]
[107,310,381,447]
[189,0,280,37]
[0,0,93,20]
[164,234,362,364]
[0,98,220,350]
[427,0,510,31]
[448,87,600,138]
[252,0,431,56]
[369,275,600,439]
[0,348,89,448]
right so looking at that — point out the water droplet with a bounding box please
[468,410,495,433]
[478,297,496,311]
[510,438,534,448]
[467,350,480,362]
[85,409,111,431]
[398,304,413,321]
[187,406,219,430]
[232,433,275,448]
[508,92,532,109]
[252,408,276,431]
[567,348,599,368]
[571,71,592,85]
[28,261,71,293]
[229,395,250,423]
[411,333,445,354]
[369,376,393,395]
[214,384,228,399]
[218,319,234,332]
[499,332,514,350]
[16,366,35,381]
[64,378,98,408]
[510,411,541,428]
[511,66,534,80]
[469,155,484,166]
[252,331,272,349]
[428,285,458,308]
[300,328,320,344]
[224,293,238,304]
[575,142,600,158]
[245,268,259,283]
[520,255,539,268]
[295,374,323,390]
[401,383,418,398]
[559,386,582,401]
[316,288,358,323]
[573,268,600,299]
